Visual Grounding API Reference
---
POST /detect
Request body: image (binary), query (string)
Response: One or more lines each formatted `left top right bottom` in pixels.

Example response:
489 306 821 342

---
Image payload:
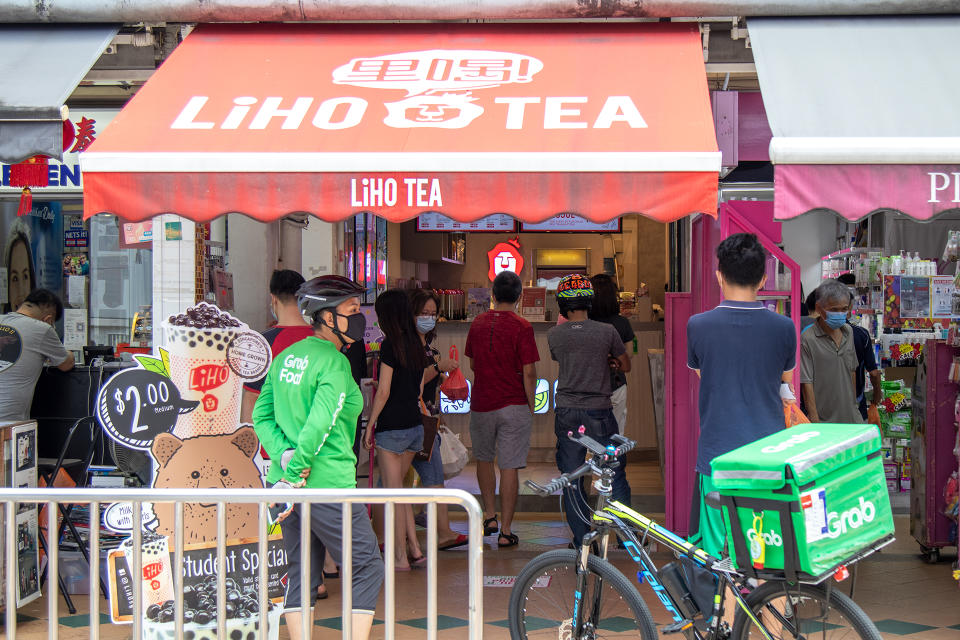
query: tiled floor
6 513 957 639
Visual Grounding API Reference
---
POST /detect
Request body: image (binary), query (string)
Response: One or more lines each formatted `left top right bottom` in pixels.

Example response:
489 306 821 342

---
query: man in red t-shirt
464 271 539 548
241 269 315 427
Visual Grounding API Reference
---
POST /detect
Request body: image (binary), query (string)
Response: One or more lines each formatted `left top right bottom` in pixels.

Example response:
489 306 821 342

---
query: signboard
106 535 287 623
417 213 516 232
0 109 118 194
520 287 546 321
883 275 953 330
521 214 622 233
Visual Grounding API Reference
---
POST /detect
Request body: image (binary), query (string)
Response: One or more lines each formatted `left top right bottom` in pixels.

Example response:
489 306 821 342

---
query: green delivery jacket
252 336 363 489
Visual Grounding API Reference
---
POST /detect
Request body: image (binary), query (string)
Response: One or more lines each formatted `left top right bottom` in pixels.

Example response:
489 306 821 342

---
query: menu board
521 215 621 233
417 213 515 232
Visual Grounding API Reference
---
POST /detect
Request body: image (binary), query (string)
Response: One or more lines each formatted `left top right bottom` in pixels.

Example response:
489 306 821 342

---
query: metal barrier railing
1 487 484 640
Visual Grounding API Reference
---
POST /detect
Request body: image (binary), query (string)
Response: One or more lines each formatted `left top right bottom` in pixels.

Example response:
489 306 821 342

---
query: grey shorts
469 404 533 469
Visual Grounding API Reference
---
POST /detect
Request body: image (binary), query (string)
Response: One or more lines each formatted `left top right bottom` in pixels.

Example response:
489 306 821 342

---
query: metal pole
48 500 59 640
257 503 268 640
426 502 437 640
467 497 484 640
6 501 17 640
216 503 227 640
384 502 395 640
341 502 352 640
173 502 184 640
131 503 142 640
1 0 959 22
88 500 99 640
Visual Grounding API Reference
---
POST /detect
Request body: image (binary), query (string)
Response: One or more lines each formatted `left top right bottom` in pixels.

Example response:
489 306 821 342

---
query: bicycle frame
572 479 778 640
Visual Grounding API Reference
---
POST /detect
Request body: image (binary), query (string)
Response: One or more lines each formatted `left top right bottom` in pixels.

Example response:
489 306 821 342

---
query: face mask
334 311 366 348
824 311 848 329
416 315 437 334
269 303 278 322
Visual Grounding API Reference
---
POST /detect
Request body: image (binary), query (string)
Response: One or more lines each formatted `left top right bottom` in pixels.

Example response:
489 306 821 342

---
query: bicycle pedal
661 620 696 635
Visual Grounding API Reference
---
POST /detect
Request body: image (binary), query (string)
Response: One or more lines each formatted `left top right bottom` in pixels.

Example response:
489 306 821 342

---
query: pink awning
774 164 960 222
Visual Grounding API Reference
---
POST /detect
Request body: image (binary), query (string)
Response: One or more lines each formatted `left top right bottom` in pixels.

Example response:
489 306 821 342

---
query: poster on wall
93 303 282 629
1 201 64 313
12 422 41 607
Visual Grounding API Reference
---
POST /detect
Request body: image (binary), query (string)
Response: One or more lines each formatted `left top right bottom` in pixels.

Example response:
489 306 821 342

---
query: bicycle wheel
508 549 657 640
730 580 881 640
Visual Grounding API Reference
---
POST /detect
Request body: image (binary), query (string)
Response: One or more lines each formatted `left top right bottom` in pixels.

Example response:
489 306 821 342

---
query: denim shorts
375 424 424 454
411 436 444 486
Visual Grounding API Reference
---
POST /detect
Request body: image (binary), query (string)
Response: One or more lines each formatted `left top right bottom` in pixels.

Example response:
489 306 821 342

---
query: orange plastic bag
439 345 469 401
784 402 810 428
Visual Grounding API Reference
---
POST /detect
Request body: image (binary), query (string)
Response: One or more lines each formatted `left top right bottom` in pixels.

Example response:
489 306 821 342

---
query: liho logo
761 430 820 454
826 497 876 539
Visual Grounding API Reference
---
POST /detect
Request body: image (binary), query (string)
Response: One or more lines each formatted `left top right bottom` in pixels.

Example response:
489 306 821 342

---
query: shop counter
430 320 664 461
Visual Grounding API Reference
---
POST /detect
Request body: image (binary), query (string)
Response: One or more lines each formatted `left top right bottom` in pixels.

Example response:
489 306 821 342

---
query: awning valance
749 16 960 222
0 25 118 163
81 23 720 223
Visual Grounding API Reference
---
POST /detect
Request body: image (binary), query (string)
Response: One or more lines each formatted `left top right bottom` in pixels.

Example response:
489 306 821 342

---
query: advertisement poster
63 308 88 351
12 422 40 607
1 201 64 313
93 304 283 630
931 275 955 318
900 276 930 319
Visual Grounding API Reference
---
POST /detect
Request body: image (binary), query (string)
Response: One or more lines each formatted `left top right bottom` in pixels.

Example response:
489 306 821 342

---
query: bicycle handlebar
524 428 637 496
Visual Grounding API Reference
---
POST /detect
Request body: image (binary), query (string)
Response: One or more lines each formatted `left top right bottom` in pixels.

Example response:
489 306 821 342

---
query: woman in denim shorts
363 289 431 571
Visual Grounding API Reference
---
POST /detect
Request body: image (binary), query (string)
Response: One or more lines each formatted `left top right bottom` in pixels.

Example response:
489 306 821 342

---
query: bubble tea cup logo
332 49 543 129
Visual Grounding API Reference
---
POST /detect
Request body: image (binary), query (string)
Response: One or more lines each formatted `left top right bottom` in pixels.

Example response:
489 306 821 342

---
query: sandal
483 514 499 536
408 554 427 568
317 585 329 600
498 532 519 548
438 534 469 550
323 568 340 579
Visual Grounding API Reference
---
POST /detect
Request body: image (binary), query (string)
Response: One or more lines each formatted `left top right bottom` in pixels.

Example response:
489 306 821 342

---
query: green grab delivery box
710 423 894 582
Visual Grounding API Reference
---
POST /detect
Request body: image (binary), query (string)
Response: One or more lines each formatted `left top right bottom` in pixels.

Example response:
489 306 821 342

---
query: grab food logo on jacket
333 49 542 128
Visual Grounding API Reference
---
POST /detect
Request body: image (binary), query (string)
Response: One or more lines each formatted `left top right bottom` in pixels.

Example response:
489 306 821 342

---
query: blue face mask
416 315 437 334
824 311 848 329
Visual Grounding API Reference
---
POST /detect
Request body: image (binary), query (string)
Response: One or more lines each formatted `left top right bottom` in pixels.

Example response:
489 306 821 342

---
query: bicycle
508 428 887 640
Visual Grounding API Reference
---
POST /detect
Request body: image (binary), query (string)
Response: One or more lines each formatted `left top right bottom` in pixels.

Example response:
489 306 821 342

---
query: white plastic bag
438 425 469 479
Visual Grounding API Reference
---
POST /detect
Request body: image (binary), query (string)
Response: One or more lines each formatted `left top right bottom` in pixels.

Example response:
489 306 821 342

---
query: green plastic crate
711 424 894 582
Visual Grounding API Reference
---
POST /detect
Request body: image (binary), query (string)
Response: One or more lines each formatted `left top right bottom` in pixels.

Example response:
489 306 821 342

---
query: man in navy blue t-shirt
686 233 797 555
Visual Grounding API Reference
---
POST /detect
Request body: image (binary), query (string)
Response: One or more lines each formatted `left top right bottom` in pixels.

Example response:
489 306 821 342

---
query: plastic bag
438 425 469 479
439 345 469 401
784 402 810 428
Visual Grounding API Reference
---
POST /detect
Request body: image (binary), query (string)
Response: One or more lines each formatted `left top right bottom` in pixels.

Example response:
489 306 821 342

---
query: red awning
81 23 720 223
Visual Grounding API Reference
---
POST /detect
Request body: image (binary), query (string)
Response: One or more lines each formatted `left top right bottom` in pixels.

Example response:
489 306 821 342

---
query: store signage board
417 212 516 232
0 109 118 194
487 238 524 281
521 215 622 233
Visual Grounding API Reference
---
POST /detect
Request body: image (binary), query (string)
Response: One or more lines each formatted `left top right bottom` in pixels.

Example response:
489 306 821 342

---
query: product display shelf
910 340 960 563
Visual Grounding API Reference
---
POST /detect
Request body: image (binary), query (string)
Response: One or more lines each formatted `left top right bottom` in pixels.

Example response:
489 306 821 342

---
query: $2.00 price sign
96 368 199 450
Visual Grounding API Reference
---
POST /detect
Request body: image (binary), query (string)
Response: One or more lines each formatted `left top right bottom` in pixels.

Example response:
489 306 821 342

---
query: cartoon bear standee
151 426 263 544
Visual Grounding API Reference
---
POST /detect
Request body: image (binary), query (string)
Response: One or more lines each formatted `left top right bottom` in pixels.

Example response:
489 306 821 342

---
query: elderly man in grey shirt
0 289 74 421
800 279 862 423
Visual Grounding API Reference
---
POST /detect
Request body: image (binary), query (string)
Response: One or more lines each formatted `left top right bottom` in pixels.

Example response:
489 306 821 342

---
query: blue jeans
554 406 631 545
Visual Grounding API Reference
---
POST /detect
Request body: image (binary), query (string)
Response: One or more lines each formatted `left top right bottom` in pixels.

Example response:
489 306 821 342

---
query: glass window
89 215 152 346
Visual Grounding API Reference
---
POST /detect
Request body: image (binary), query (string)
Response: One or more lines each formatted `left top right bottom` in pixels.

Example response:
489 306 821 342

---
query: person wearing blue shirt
686 233 797 556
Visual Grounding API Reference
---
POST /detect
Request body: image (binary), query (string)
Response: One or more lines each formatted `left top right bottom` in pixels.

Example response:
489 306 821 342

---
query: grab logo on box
761 431 820 454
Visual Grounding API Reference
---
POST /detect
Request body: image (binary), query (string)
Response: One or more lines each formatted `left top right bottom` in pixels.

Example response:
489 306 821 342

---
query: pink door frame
664 201 801 536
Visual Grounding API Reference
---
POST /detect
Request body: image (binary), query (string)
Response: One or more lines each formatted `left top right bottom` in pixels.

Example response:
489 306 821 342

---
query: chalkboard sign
107 535 287 623
96 368 200 450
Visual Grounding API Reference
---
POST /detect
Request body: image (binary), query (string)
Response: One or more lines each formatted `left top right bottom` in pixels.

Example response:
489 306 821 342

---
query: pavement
6 513 958 639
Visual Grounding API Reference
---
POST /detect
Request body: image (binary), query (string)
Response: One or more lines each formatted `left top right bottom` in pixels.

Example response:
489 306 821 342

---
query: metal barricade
1 487 483 640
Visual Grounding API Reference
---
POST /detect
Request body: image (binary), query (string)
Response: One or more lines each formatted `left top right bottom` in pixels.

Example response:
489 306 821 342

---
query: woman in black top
363 289 430 570
588 274 634 434
409 289 467 549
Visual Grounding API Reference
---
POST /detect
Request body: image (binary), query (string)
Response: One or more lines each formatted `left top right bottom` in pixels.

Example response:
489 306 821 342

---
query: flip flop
323 568 340 579
317 586 329 600
498 532 519 548
483 515 499 536
438 534 469 550
408 554 427 568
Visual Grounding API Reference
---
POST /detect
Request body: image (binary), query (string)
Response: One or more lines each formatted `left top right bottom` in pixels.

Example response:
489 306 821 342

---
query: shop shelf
821 246 881 260
757 290 792 298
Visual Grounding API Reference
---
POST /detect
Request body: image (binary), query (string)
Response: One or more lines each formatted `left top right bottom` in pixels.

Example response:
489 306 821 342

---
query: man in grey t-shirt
547 275 631 546
0 289 74 421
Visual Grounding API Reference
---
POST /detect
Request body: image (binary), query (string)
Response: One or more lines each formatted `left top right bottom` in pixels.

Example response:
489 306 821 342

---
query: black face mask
333 312 366 351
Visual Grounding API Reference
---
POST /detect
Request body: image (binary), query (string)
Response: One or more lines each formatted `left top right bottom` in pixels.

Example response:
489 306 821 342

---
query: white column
151 214 196 353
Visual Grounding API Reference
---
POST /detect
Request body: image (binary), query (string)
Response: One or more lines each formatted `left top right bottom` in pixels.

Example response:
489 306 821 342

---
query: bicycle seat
704 492 723 509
